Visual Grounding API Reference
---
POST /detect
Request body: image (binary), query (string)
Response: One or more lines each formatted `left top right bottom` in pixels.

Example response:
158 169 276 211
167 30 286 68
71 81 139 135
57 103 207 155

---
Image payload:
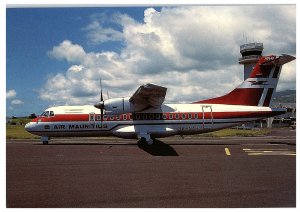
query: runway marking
225 148 231 156
243 148 289 151
242 148 295 156
247 152 296 156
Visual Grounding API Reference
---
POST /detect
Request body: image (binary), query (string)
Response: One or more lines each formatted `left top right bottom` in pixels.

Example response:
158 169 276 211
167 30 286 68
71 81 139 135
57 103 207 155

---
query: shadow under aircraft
137 139 178 156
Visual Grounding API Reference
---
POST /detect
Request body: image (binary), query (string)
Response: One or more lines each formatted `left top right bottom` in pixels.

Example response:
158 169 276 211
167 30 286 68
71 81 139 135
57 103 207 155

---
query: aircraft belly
112 124 178 139
111 118 253 139
112 125 136 139
36 131 112 137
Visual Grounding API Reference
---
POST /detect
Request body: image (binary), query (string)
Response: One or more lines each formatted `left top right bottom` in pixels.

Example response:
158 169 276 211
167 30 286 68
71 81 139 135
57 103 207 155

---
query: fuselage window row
95 113 200 121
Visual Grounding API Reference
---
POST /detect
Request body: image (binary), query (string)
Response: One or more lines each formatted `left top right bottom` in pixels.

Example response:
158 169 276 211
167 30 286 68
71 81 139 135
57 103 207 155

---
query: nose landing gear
41 136 50 145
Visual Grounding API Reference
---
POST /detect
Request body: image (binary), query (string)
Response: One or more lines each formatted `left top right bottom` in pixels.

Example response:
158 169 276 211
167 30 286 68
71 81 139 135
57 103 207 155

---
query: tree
29 113 37 119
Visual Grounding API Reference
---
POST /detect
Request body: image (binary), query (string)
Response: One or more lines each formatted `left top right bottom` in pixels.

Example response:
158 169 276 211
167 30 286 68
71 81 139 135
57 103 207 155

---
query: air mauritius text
53 124 108 130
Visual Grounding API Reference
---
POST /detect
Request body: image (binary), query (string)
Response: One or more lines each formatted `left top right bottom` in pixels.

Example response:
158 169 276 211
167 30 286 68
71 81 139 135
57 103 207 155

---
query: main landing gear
138 137 153 146
138 133 156 145
138 133 153 145
41 136 50 145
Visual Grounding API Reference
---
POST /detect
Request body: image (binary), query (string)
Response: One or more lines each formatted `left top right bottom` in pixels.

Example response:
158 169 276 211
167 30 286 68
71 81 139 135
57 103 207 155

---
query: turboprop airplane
25 54 295 145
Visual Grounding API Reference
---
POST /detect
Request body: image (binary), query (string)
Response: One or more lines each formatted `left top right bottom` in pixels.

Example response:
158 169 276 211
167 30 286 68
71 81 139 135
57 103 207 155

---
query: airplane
25 54 295 145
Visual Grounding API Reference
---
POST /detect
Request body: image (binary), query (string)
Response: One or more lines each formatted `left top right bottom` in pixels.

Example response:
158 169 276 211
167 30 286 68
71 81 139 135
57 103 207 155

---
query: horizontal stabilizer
261 54 296 66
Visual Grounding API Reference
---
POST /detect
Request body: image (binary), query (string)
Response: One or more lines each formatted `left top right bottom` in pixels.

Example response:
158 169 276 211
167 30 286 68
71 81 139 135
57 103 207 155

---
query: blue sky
6 6 296 117
6 7 154 116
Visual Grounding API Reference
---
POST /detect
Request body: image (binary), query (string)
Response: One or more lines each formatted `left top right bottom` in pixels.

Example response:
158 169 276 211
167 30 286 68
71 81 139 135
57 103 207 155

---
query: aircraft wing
129 83 167 112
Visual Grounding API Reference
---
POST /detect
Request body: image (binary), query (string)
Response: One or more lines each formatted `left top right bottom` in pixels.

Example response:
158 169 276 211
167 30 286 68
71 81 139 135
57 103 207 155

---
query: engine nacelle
104 97 134 115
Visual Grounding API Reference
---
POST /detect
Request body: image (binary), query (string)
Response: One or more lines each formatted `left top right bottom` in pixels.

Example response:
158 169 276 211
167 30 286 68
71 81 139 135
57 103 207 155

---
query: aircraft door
202 106 213 129
89 112 95 122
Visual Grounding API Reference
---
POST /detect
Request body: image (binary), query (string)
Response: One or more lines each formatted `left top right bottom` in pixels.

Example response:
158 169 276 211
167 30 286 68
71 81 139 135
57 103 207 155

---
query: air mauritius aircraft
25 54 295 145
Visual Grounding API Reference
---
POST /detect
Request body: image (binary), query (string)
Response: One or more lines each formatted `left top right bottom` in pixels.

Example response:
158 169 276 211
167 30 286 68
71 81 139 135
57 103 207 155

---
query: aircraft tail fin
194 54 295 106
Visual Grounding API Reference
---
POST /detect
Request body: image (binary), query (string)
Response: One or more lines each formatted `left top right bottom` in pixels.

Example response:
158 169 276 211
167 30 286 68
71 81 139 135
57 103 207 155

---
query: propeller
107 90 110 100
94 79 105 124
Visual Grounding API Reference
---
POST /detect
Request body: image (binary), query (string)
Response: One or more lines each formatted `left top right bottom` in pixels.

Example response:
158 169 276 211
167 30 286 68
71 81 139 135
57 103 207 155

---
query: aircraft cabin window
143 114 148 120
169 114 173 119
89 113 95 121
182 114 186 119
175 114 179 119
162 114 167 119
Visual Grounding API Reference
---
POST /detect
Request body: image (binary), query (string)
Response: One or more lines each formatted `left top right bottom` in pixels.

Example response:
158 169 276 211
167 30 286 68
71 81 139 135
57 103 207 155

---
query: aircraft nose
25 122 33 132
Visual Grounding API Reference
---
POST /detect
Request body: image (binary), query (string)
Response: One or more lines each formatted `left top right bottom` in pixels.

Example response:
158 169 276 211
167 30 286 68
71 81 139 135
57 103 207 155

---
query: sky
6 5 296 117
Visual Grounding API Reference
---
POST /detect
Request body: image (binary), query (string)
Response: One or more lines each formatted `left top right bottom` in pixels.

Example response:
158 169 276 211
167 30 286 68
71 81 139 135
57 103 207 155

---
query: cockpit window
41 111 50 117
50 111 55 117
40 111 54 117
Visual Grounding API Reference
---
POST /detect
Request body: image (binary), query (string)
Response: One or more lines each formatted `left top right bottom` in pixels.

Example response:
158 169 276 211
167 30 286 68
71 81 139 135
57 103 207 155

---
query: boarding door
202 106 213 129
89 112 95 122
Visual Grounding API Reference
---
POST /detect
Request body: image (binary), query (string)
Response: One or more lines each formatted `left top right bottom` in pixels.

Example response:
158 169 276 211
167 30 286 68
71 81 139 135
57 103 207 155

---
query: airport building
238 42 296 128
239 42 264 80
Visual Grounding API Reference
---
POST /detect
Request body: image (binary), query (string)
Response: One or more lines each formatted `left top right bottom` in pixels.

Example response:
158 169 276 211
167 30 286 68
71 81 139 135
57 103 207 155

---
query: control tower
239 42 264 80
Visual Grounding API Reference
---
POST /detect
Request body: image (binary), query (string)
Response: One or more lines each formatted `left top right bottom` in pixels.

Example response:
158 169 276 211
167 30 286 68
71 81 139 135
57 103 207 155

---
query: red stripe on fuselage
31 110 280 123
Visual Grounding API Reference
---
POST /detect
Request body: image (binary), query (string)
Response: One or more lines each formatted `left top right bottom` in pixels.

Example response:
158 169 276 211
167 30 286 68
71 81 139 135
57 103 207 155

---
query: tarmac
6 128 296 208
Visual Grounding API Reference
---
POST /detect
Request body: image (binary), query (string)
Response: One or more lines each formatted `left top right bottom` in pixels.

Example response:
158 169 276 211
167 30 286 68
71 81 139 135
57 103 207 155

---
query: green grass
9 118 31 125
6 125 39 139
197 128 271 137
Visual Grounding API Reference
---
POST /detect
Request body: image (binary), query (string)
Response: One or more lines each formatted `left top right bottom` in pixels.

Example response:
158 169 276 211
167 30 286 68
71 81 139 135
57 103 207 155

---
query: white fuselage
25 103 282 140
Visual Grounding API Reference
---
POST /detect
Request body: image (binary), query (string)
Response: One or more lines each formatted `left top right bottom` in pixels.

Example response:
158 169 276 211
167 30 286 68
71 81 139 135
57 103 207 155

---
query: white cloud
11 99 24 105
68 65 84 73
48 40 86 63
277 60 296 91
40 6 296 106
84 20 123 44
6 89 16 99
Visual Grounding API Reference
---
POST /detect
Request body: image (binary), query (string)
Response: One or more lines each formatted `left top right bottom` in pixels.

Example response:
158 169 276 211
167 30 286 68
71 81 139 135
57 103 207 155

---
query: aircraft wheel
137 137 146 146
41 136 49 145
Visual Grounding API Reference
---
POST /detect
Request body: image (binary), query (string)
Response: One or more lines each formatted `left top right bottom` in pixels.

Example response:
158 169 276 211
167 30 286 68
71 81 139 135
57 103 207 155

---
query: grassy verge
6 125 39 139
9 118 31 125
196 128 271 137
